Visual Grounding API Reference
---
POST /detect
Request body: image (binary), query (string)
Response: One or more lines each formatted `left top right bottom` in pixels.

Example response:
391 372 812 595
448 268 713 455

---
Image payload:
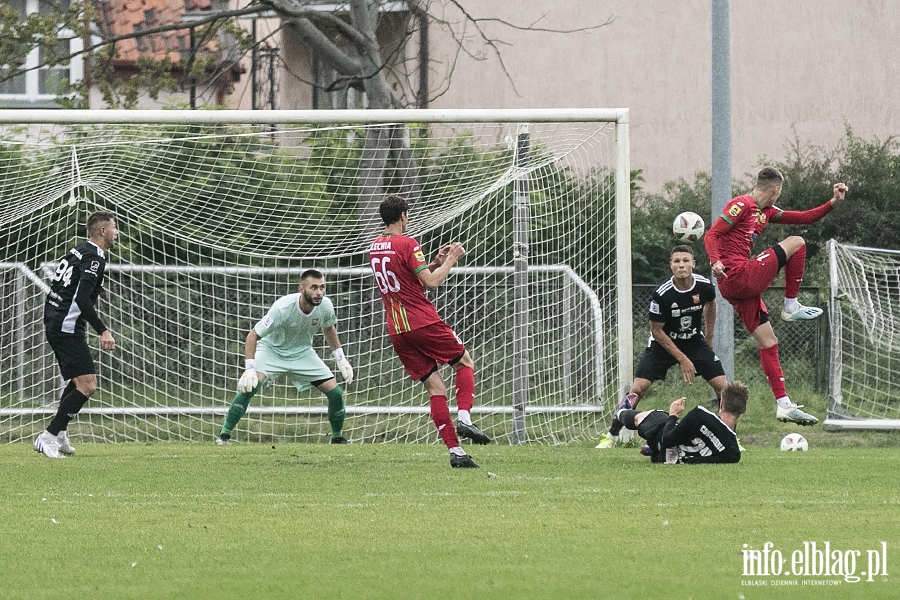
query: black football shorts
635 342 725 383
46 333 96 380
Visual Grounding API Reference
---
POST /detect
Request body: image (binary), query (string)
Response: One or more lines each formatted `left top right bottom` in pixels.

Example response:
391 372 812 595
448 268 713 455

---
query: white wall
425 0 900 191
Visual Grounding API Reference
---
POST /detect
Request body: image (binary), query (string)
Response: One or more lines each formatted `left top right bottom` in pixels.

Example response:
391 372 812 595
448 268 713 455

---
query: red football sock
784 244 806 300
454 366 475 412
430 395 460 449
759 344 787 399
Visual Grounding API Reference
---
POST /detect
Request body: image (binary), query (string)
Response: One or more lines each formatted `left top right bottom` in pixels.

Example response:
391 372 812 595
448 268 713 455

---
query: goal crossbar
0 108 629 125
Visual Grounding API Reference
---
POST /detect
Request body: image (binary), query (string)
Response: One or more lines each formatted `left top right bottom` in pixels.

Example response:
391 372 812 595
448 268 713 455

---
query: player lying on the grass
705 167 848 426
216 269 353 445
369 194 490 469
611 380 748 464
596 245 726 449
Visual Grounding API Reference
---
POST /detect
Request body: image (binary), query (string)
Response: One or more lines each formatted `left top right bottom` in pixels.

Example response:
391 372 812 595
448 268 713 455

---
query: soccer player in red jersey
369 195 491 468
705 167 848 425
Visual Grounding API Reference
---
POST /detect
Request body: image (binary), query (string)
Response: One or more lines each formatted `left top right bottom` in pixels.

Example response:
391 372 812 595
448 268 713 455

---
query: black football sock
47 389 89 436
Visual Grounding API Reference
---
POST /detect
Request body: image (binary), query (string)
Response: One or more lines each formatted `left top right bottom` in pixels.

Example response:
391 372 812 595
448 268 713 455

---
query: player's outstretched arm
324 325 353 384
778 182 849 225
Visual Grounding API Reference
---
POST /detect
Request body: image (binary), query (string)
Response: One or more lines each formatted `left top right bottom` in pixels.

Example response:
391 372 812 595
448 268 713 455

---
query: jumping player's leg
777 237 822 320
751 319 818 425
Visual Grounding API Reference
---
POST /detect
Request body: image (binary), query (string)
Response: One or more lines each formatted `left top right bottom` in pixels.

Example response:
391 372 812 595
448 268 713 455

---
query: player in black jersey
35 211 118 458
613 381 748 464
597 245 727 449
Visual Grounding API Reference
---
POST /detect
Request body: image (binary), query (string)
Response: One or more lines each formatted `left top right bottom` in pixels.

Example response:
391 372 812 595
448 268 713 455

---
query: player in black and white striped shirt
35 211 118 459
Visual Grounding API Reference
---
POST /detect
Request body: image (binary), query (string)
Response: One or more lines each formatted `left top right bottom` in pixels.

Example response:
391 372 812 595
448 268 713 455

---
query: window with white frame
0 0 84 105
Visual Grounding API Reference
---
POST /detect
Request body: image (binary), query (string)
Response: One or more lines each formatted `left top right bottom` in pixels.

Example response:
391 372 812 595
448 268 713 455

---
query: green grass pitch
2 440 899 599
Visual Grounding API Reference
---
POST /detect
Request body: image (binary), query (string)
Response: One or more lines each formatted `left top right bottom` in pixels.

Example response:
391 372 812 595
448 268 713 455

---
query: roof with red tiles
94 0 221 65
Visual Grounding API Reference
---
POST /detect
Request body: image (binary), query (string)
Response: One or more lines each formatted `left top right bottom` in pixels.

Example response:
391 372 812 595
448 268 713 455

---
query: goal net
826 240 900 429
0 108 631 445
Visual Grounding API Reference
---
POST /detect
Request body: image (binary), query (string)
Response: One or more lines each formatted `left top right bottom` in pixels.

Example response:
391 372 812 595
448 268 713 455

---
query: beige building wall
425 0 900 191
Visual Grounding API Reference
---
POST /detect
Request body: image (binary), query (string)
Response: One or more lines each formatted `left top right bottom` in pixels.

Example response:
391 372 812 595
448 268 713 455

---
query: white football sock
457 409 472 426
776 396 794 409
450 446 466 456
783 297 799 313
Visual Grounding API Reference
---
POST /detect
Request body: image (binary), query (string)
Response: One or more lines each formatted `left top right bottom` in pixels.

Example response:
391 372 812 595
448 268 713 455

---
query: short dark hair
87 211 116 238
721 381 749 416
755 167 784 190
671 244 695 258
379 195 408 225
300 269 324 282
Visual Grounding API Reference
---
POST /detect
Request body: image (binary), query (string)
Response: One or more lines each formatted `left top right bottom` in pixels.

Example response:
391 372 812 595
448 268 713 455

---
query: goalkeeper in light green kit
217 269 354 445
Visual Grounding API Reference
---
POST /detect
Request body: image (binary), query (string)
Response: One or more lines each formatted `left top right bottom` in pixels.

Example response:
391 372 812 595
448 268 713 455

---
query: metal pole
562 276 573 401
189 26 196 109
251 20 258 110
615 115 632 397
712 0 735 381
511 124 530 445
15 270 25 403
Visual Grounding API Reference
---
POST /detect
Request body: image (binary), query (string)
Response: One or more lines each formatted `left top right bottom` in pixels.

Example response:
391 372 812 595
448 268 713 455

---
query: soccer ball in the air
672 211 705 242
780 432 809 452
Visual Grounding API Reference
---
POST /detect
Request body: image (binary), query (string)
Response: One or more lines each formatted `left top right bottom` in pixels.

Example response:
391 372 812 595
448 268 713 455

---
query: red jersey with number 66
369 233 442 335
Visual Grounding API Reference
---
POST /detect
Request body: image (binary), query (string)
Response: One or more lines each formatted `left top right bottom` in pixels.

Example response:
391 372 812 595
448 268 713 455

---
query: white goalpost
826 240 900 429
0 108 632 445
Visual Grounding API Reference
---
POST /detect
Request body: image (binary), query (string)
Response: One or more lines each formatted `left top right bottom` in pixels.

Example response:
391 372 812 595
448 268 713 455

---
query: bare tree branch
446 1 615 34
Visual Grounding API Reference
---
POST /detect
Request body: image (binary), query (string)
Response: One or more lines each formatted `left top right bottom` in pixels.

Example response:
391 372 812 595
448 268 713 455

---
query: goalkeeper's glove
238 359 258 392
332 348 354 385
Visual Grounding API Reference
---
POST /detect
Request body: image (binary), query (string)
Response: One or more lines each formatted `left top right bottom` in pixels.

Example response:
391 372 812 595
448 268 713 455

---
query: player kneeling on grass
612 381 748 464
216 270 354 445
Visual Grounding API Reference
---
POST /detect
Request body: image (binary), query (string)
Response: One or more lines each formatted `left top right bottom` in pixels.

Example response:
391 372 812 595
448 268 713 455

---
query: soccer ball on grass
780 432 809 452
672 211 705 242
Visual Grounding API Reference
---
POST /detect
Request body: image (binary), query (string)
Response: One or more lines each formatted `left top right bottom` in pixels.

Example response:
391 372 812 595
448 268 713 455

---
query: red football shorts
718 248 782 333
390 321 466 382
